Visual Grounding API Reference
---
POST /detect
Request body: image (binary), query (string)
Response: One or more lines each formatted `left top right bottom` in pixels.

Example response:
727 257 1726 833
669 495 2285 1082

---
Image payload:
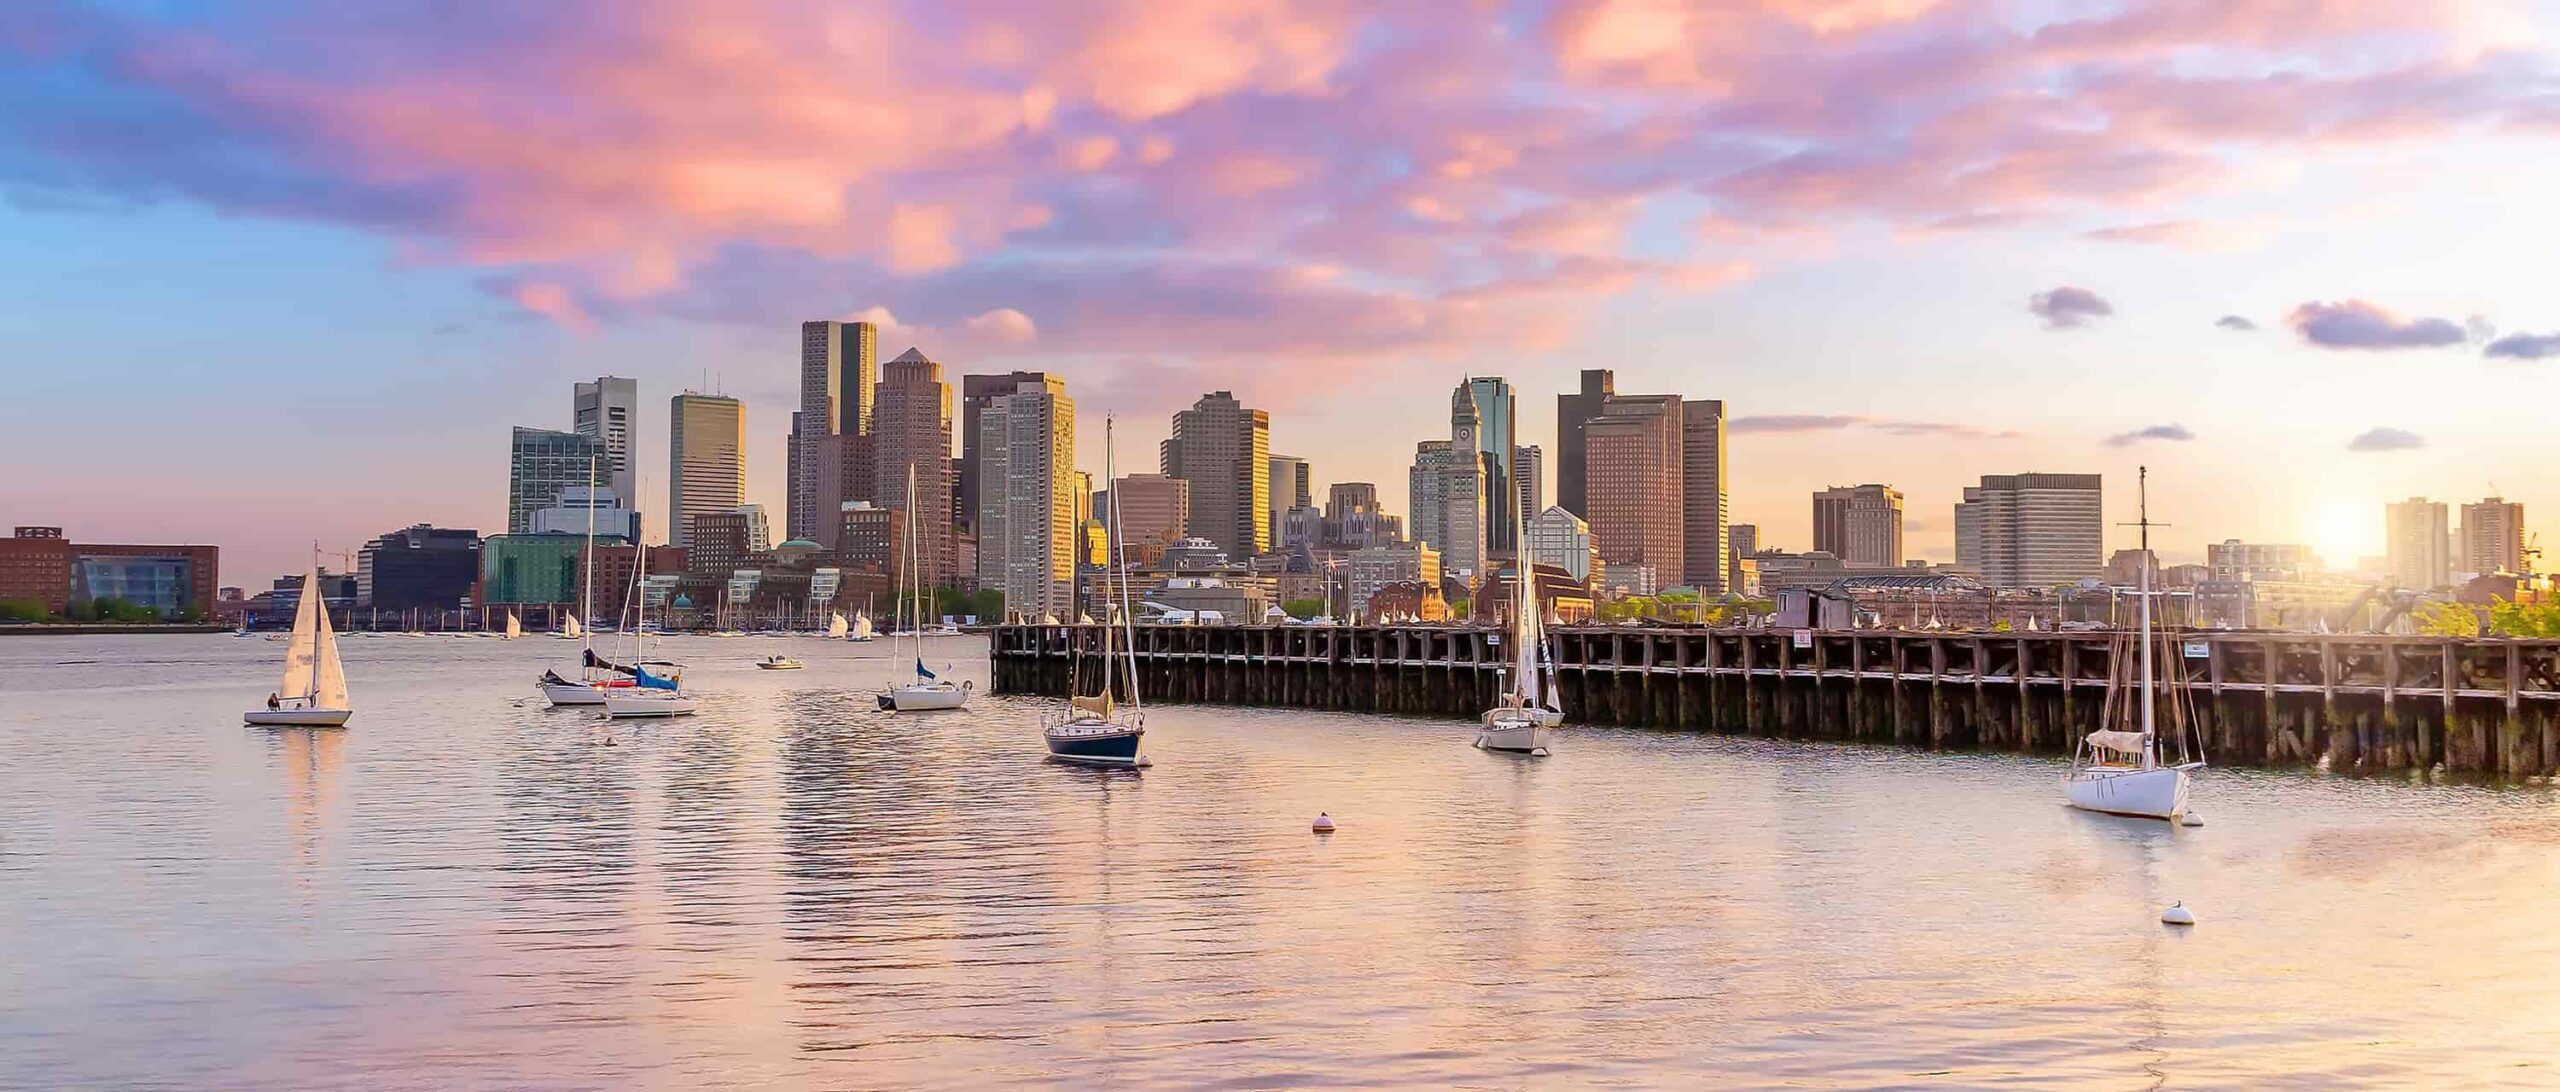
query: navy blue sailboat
1043 417 1147 767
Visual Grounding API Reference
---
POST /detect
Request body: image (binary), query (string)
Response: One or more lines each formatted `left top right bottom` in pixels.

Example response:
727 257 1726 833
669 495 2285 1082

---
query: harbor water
5 634 2560 1088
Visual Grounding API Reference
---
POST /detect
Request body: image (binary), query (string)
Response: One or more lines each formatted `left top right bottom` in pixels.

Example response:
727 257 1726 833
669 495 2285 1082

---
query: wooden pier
990 625 2560 775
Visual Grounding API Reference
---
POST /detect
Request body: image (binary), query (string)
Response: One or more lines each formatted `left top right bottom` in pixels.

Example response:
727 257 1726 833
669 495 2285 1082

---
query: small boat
558 613 584 640
848 612 877 642
2065 468 2202 821
877 462 972 711
246 567 352 728
502 612 522 640
1475 553 1560 757
755 655 804 670
926 623 963 637
1044 417 1147 766
825 612 849 640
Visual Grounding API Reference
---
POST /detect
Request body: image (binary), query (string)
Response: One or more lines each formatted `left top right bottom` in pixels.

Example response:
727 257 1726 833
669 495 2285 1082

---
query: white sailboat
2065 467 2201 821
825 611 849 639
848 611 877 642
246 568 352 728
603 535 698 718
558 612 583 640
1043 416 1147 766
1475 558 1560 756
503 611 522 640
879 461 971 711
539 453 626 707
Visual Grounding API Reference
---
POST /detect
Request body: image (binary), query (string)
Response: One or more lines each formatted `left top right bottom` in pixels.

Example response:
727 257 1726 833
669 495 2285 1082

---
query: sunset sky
5 0 2558 582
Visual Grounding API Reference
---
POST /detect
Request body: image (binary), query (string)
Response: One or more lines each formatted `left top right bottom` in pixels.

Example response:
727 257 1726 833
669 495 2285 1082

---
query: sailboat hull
1474 711 1557 756
2064 765 2194 820
604 692 699 718
883 683 970 711
245 708 351 728
1044 720 1147 766
541 682 611 706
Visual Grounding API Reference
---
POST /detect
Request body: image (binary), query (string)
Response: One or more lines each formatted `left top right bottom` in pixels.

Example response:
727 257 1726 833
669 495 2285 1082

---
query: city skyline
8 3 2560 581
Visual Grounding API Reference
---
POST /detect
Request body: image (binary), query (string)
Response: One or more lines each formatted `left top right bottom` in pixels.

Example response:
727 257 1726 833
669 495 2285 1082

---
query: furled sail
2084 729 2149 755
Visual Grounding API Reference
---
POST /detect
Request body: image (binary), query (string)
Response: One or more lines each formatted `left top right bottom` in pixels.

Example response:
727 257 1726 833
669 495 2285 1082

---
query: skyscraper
572 376 638 523
506 427 607 535
1583 394 1683 590
1953 474 2102 587
1160 391 1271 558
669 393 746 548
1110 473 1191 548
1680 400 1728 593
2461 497 2526 575
870 347 956 586
1814 484 1905 568
1556 369 1615 519
1268 453 1311 546
2387 497 2453 589
1512 444 1543 528
975 375 1076 618
788 320 877 543
1407 384 1488 575
958 371 1050 535
1465 376 1516 555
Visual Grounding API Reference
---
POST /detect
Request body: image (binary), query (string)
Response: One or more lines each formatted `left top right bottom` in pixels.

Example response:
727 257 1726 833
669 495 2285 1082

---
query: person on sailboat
268 693 280 710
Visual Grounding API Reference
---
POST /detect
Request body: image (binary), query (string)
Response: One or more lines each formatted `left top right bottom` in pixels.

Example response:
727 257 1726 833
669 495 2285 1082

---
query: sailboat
558 612 583 641
878 461 971 711
246 568 352 728
848 610 877 642
1043 416 1147 766
503 611 522 640
602 535 698 718
2064 467 2202 820
1475 558 1561 756
538 453 634 707
825 611 849 639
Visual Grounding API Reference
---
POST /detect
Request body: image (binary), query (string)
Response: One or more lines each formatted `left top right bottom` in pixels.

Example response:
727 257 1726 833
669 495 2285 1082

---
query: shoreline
0 624 231 636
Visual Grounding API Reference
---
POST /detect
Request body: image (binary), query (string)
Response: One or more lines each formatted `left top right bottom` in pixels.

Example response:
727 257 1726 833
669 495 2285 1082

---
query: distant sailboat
1475 559 1559 756
603 536 698 718
2064 468 2201 821
559 613 583 641
849 611 877 642
1043 417 1147 767
246 568 352 728
879 462 971 711
503 611 522 640
826 611 849 639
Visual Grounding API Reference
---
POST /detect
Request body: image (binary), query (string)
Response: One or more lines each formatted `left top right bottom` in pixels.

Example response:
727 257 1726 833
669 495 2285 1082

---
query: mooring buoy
1312 812 1337 834
2160 902 2195 926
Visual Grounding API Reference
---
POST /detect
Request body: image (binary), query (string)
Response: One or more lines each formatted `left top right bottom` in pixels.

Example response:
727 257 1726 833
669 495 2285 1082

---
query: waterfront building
506 426 608 534
526 485 639 543
2462 497 2526 575
1952 473 2102 588
788 320 877 543
0 525 220 618
871 347 955 583
1584 394 1684 591
1162 390 1271 559
571 376 639 526
839 502 909 584
958 370 1050 535
356 524 480 612
686 506 768 577
2206 540 2317 583
1681 399 1729 593
1555 369 1615 519
1110 472 1190 549
1814 484 1905 568
1525 505 1601 584
669 392 746 548
1348 541 1441 618
976 374 1077 618
1268 453 1311 548
2387 497 2452 589
479 533 587 605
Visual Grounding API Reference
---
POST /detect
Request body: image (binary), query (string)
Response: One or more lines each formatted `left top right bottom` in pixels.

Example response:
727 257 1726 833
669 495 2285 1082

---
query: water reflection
5 634 2560 1087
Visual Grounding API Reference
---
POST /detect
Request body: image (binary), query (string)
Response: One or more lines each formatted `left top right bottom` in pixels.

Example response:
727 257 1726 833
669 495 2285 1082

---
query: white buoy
1312 812 1337 834
2160 902 2195 926
2179 812 2204 827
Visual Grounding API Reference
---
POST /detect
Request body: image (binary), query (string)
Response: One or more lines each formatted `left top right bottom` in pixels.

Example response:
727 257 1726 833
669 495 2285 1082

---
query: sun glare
2307 498 2375 570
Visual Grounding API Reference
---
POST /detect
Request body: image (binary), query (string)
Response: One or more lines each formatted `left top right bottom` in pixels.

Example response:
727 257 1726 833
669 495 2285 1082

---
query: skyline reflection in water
5 634 2560 1088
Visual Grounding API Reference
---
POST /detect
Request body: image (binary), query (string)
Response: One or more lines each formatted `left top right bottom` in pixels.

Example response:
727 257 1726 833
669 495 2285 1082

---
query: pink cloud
2 0 2548 384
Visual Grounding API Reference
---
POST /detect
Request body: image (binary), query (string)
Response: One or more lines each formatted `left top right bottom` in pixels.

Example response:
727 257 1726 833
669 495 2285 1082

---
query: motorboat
755 655 805 670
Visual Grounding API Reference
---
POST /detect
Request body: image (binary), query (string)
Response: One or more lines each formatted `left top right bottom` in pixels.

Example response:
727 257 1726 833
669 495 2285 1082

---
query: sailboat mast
2137 465 2156 765
582 453 596 650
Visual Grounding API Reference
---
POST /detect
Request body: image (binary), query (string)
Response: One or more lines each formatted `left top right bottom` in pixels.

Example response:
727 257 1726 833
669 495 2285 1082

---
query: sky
4 0 2559 584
